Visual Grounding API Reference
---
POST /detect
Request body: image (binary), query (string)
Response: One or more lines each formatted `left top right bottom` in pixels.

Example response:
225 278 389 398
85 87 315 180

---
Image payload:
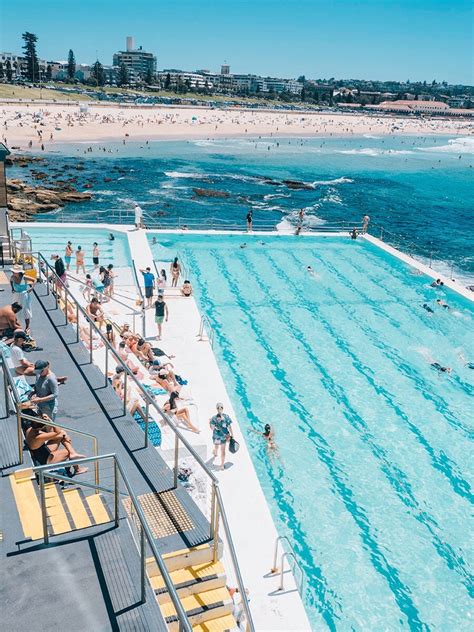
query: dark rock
192 187 230 199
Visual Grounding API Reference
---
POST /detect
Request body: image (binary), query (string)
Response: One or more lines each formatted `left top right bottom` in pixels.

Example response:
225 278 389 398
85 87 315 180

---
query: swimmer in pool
436 299 450 310
307 266 315 276
431 362 452 374
422 303 434 313
240 243 247 249
251 424 280 460
430 278 444 288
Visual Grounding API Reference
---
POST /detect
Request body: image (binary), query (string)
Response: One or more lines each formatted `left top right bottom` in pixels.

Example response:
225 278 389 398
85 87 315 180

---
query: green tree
46 64 52 81
5 59 13 82
165 72 171 89
91 60 105 86
117 63 129 86
67 49 76 80
22 31 39 81
145 66 153 85
0 62 3 80
301 86 306 101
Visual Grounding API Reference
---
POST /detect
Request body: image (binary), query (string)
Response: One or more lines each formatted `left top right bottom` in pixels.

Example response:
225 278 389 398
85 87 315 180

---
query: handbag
229 437 240 454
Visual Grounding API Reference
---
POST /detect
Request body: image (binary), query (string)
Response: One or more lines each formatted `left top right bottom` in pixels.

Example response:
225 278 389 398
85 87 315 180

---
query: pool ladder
270 535 305 594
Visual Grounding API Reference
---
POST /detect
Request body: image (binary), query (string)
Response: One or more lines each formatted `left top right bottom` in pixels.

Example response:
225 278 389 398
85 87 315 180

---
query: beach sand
1 103 473 149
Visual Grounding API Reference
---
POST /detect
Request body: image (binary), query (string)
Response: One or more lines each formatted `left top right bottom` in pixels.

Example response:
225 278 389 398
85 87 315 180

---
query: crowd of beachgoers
1 103 473 149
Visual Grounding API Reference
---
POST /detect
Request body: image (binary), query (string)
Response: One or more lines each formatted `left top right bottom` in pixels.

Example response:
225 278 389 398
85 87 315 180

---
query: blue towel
133 411 162 446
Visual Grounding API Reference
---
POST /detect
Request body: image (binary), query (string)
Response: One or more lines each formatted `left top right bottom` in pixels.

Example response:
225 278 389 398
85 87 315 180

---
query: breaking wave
418 137 474 154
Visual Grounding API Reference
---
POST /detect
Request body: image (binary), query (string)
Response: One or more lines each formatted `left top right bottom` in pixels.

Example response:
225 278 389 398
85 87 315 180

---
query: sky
0 0 473 85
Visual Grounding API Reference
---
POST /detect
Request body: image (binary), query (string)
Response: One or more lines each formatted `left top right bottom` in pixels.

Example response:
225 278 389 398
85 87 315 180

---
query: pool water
150 234 473 631
18 226 131 269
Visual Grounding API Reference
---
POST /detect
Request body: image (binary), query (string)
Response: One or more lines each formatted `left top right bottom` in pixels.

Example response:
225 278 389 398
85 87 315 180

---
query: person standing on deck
64 241 73 271
362 214 370 233
92 242 100 269
210 403 234 471
134 204 143 229
154 294 168 340
140 267 155 308
246 209 253 232
10 265 34 333
76 246 86 275
31 360 67 422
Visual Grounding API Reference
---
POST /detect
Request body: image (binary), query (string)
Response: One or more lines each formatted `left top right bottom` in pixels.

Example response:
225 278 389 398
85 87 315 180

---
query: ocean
9 134 474 284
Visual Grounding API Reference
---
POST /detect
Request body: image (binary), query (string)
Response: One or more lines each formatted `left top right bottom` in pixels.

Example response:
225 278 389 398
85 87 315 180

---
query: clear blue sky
1 0 472 84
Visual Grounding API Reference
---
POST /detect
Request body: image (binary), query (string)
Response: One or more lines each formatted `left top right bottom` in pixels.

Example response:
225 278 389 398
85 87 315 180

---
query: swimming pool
150 233 473 630
16 225 131 268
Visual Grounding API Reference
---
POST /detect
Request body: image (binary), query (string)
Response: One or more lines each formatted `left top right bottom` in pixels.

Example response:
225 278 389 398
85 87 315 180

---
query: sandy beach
1 103 473 149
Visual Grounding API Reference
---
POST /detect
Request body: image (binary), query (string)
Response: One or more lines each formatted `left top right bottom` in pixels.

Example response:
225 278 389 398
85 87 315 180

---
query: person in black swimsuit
25 414 88 473
431 362 452 374
422 303 434 313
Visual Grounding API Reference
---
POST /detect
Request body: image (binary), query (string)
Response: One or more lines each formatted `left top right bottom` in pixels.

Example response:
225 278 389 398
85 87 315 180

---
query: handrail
33 453 193 631
198 314 215 347
32 251 253 628
271 535 305 595
214 486 254 630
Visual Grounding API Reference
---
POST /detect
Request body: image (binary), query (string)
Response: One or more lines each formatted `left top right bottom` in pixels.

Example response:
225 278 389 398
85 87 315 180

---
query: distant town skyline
0 0 473 85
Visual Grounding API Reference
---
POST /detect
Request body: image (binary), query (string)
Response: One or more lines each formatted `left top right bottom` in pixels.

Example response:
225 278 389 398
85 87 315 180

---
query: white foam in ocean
164 170 203 178
338 148 414 157
312 177 354 186
418 137 474 155
93 190 115 196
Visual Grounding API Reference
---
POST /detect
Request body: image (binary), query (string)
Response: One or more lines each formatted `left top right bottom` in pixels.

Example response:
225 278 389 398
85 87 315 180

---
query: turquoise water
19 226 131 268
150 234 473 631
11 135 474 284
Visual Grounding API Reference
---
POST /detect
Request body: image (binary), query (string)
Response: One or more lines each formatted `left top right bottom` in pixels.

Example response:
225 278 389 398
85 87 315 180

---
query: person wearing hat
31 360 67 421
209 402 234 470
0 302 22 338
9 331 35 376
10 264 35 333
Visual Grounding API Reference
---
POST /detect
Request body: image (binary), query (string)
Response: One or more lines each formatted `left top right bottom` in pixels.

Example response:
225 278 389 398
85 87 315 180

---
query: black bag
229 438 240 454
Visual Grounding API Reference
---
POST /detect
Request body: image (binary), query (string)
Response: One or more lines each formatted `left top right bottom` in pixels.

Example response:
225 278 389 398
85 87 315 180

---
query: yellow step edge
151 560 225 592
9 476 43 540
192 614 238 632
161 586 233 619
62 489 92 530
85 493 110 525
163 543 212 560
44 483 72 534
13 468 34 481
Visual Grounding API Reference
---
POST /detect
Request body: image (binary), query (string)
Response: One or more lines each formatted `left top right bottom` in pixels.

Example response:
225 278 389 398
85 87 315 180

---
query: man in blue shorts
140 267 155 308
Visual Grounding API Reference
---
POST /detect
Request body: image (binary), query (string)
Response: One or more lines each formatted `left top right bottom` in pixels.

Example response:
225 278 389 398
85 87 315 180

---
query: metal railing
33 453 193 632
130 259 146 337
198 314 215 348
31 250 254 630
271 535 305 594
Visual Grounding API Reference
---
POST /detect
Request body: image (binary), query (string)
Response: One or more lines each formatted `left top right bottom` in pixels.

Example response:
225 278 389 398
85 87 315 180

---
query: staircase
147 545 238 631
9 468 112 540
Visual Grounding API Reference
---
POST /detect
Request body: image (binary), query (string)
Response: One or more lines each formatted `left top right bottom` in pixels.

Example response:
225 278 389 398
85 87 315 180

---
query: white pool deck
11 221 473 632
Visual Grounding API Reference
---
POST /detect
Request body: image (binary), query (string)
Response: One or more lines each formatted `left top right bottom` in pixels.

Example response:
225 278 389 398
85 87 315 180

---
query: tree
117 63 129 86
0 62 3 80
46 64 52 81
301 86 306 101
165 72 171 90
5 59 13 82
67 49 76 80
22 32 39 81
91 60 105 86
145 66 153 85
297 75 306 83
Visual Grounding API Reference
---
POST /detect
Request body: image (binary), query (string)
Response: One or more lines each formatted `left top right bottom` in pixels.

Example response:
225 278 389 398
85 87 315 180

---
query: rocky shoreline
5 154 93 221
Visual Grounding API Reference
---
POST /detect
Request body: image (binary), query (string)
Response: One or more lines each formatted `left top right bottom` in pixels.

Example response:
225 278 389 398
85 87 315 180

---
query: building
157 70 213 90
112 36 157 83
369 100 474 116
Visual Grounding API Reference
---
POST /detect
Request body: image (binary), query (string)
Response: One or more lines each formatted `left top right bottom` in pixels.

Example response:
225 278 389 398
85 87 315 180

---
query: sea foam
418 137 474 154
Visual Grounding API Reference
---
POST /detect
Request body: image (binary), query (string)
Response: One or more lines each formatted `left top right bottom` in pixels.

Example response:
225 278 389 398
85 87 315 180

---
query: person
246 209 253 232
209 402 234 470
154 294 169 340
149 359 178 386
436 299 451 310
10 265 34 332
170 258 181 288
306 266 315 276
105 322 115 346
82 274 93 302
134 203 143 229
8 331 35 376
25 412 88 474
163 391 199 433
350 227 358 240
106 264 115 297
51 254 67 288
431 362 452 374
181 280 193 297
0 302 23 337
140 267 155 308
136 338 154 364
76 245 86 275
108 232 115 241
251 423 279 458
31 360 66 421
99 266 111 298
86 297 105 329
298 208 305 223
92 242 99 269
362 214 370 233
64 241 73 271
430 278 444 288
160 269 167 287
422 303 434 313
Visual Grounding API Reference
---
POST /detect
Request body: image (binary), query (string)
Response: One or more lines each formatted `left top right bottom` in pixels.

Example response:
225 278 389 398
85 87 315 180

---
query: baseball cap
14 331 28 340
34 360 49 371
